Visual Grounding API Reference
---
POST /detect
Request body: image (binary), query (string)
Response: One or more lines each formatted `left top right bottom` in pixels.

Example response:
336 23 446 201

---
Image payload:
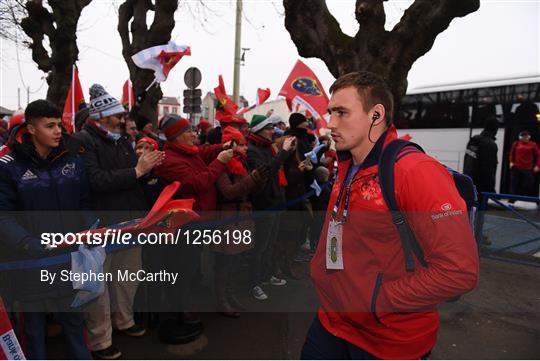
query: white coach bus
395 76 540 194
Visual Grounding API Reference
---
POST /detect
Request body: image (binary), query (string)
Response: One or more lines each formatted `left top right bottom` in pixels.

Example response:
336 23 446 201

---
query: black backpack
462 134 484 185
377 139 478 273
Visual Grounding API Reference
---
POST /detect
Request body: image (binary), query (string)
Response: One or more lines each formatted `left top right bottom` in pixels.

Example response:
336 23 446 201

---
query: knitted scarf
227 153 248 176
170 142 199 155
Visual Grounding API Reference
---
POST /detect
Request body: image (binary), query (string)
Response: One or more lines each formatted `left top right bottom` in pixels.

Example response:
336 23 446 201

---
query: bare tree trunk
20 0 91 108
283 0 480 103
118 0 178 128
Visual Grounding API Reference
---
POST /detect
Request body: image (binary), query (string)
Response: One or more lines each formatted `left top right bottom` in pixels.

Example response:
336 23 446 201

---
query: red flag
121 80 134 111
237 88 271 115
131 42 191 83
157 49 190 80
0 297 25 360
214 75 239 116
256 88 271 105
62 66 85 133
279 60 329 129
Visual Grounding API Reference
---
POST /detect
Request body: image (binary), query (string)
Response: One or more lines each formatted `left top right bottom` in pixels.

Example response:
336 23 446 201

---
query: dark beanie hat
159 114 191 141
483 116 499 135
289 112 307 129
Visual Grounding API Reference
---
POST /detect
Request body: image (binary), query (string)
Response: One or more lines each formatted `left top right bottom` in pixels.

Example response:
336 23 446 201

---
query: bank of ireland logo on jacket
441 203 452 211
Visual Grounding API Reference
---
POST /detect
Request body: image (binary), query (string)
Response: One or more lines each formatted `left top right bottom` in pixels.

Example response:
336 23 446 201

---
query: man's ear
26 123 36 135
371 104 386 126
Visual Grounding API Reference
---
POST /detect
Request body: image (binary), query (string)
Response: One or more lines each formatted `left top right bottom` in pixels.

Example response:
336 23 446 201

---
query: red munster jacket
155 143 225 212
509 140 540 170
311 127 479 359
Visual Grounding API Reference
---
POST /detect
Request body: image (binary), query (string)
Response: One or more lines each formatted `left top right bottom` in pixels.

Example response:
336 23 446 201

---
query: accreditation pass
326 220 344 270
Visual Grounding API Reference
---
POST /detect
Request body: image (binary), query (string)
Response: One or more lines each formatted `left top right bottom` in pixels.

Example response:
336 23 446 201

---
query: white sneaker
251 286 268 300
262 276 287 286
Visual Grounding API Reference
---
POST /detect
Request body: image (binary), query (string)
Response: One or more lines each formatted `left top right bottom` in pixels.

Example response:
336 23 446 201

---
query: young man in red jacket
304 72 479 359
509 130 540 198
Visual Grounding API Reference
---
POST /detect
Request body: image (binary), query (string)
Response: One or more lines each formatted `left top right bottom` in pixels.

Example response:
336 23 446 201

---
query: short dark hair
329 71 394 126
25 99 62 123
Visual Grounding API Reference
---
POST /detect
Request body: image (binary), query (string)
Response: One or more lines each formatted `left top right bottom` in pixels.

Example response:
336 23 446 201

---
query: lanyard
331 164 358 224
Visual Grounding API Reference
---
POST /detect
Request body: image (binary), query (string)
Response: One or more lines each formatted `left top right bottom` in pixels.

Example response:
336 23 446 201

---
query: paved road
48 257 540 359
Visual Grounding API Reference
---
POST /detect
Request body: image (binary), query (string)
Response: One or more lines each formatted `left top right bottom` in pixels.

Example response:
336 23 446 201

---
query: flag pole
128 80 132 111
71 64 75 131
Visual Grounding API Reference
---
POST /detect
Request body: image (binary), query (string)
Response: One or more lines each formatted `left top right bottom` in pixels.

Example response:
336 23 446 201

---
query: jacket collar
480 130 496 140
337 126 398 170
11 125 67 167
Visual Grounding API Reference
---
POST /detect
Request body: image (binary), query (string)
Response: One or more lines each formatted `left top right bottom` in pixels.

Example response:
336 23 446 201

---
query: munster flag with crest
62 65 85 133
279 60 329 130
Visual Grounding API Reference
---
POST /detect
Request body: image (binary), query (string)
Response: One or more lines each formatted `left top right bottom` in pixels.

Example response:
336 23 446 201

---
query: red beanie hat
136 137 158 151
159 114 191 141
197 119 212 132
218 113 246 126
222 126 246 145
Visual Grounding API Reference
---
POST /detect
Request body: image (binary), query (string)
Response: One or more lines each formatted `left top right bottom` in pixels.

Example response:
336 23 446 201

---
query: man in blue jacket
0 100 92 359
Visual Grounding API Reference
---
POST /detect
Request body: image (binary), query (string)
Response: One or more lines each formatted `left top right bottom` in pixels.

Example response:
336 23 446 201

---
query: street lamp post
233 0 242 105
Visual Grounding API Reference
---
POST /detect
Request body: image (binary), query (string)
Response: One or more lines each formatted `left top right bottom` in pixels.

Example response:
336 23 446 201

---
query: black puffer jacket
463 130 498 193
0 126 93 301
71 121 148 226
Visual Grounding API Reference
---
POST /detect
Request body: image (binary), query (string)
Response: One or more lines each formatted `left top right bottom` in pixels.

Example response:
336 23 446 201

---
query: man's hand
217 149 234 164
509 162 515 169
283 136 296 152
135 150 165 178
298 159 313 172
222 140 238 152
534 165 540 173
251 165 271 184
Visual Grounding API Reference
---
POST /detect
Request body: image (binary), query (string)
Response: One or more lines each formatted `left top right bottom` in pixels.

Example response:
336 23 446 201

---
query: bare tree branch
15 0 93 107
283 0 480 100
283 0 353 75
117 0 179 127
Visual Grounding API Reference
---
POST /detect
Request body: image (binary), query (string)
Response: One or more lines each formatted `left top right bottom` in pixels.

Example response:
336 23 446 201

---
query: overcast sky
0 0 539 111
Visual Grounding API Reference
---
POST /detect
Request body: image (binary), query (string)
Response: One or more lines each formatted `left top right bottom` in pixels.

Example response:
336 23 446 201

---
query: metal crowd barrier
477 192 540 268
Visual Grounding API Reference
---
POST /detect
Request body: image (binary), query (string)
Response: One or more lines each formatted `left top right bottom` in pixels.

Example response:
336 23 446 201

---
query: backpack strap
378 139 428 272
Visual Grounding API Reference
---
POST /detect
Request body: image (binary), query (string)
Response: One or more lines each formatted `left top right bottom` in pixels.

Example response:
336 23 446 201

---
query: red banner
279 60 329 131
158 49 191 80
0 297 25 360
62 66 85 133
214 75 239 118
256 88 271 105
237 88 272 115
121 80 134 111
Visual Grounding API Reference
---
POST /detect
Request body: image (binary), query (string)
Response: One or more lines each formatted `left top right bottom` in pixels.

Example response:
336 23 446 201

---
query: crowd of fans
0 84 337 360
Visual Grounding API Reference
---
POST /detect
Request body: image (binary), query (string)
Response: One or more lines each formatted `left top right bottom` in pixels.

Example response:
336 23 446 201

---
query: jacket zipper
371 272 384 324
